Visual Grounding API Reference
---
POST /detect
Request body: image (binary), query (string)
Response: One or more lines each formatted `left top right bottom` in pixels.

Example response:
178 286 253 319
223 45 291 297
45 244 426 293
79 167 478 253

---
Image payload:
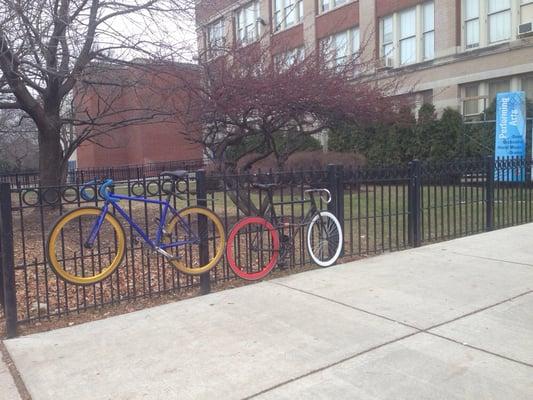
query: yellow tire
46 207 126 286
164 206 225 275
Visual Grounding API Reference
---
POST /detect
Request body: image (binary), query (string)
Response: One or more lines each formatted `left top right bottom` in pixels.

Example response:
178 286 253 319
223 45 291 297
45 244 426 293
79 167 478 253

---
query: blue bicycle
46 171 226 285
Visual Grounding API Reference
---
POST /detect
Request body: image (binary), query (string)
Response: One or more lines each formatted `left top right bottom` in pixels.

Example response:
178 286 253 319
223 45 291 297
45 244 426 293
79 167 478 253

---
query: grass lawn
11 181 533 260
6 181 533 326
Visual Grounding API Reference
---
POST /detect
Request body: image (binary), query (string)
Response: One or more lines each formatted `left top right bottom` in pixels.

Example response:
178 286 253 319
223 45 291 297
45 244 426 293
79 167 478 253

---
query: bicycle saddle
160 170 188 180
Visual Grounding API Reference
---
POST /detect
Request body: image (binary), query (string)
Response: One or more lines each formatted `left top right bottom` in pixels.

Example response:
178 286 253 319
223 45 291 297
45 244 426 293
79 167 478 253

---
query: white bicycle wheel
306 211 343 267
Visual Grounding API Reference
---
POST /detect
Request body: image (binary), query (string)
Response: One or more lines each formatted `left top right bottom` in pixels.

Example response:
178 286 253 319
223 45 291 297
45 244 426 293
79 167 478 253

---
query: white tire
306 211 343 267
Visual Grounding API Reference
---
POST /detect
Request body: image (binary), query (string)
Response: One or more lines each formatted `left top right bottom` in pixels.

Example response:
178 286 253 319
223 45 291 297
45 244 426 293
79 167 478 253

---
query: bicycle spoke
308 212 342 266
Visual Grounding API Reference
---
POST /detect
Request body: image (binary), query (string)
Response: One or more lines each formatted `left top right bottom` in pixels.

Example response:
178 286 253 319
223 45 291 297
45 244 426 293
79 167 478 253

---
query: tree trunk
38 125 65 187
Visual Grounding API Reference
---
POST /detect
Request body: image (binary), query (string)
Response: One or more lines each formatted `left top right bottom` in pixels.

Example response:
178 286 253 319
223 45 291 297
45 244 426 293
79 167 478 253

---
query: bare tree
0 109 38 171
182 43 401 173
0 0 195 186
177 42 403 214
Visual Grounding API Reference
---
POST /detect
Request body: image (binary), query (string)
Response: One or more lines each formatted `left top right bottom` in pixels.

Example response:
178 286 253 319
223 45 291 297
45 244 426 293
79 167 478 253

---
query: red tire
226 217 280 280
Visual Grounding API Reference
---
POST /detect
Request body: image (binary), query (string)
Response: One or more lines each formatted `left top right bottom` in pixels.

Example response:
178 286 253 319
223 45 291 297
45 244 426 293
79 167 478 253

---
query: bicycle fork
84 204 110 249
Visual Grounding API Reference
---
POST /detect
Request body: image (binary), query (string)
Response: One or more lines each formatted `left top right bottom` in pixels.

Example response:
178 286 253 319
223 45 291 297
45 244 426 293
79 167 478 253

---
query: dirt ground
1 260 331 338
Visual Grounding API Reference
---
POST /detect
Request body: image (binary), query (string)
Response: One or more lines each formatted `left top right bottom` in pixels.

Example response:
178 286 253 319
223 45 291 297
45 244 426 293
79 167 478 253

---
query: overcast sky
105 4 199 63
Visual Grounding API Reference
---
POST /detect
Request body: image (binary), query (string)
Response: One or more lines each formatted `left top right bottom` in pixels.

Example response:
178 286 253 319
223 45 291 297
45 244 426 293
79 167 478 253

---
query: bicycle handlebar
304 188 332 204
99 179 114 202
80 179 114 202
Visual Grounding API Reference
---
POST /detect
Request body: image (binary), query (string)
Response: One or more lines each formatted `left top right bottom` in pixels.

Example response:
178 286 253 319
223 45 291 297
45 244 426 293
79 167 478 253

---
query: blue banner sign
494 91 526 181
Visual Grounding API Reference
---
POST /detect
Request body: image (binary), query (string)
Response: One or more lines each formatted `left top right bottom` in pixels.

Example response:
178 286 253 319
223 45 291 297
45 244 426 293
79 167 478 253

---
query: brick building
76 62 203 169
196 0 533 117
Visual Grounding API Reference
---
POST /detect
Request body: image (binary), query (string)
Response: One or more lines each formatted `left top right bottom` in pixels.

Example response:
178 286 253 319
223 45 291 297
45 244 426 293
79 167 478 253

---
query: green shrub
225 133 322 165
236 150 366 172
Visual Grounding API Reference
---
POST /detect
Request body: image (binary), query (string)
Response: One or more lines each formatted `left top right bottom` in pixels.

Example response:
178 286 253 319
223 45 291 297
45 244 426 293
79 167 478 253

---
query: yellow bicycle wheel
46 207 126 285
163 206 225 275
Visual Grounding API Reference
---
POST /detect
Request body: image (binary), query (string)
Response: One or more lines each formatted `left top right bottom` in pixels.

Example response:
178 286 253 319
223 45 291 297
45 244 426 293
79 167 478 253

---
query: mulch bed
1 262 325 338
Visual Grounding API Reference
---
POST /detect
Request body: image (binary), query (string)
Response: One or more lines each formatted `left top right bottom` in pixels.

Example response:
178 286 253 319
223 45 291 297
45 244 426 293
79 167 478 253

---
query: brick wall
375 0 426 17
315 2 359 40
76 63 203 169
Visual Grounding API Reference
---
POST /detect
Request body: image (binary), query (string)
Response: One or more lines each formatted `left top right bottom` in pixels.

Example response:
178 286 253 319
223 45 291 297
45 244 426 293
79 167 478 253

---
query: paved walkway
0 346 20 400
4 224 533 399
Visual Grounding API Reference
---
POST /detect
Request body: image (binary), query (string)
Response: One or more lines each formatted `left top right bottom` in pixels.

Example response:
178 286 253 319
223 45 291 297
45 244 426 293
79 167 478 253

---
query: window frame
236 1 260 45
320 26 360 70
464 0 480 48
320 0 348 14
462 83 483 116
273 46 305 70
461 0 529 51
399 7 417 65
206 18 225 58
488 0 512 44
461 77 518 117
422 2 435 60
273 0 303 32
380 15 394 59
378 2 435 68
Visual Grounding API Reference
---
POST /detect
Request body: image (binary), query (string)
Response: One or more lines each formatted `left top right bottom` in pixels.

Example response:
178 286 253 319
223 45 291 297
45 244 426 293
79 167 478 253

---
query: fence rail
2 157 532 337
0 158 205 188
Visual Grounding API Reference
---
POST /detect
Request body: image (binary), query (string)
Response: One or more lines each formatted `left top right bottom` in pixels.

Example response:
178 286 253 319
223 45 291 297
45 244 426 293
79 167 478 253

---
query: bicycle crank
154 247 182 262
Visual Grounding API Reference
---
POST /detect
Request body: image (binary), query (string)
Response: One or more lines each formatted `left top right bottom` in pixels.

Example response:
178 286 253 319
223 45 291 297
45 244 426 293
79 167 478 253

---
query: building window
488 79 510 103
488 0 511 43
274 0 303 31
463 84 481 115
274 47 304 69
423 2 435 59
399 8 416 65
522 75 533 101
379 2 434 67
522 0 533 24
464 0 480 48
320 27 360 69
320 0 346 13
381 16 394 58
462 0 529 49
462 78 513 116
206 18 225 57
236 1 259 44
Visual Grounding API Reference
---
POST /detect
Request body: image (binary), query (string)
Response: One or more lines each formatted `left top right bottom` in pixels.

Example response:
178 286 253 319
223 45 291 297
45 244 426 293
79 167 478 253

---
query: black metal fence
1 157 533 337
0 158 205 188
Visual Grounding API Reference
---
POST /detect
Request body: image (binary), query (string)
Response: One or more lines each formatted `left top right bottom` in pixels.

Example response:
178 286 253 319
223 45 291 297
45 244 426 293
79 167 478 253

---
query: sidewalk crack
241 330 421 400
271 281 420 331
447 250 533 268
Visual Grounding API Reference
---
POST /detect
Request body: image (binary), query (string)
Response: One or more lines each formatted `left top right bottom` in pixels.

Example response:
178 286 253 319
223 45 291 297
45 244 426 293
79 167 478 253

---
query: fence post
327 164 345 256
195 169 211 295
0 183 17 337
408 160 421 248
485 156 495 231
327 164 337 216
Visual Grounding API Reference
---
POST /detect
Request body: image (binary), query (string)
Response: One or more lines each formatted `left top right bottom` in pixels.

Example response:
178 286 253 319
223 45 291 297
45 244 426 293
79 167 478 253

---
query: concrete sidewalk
4 224 533 399
0 350 20 400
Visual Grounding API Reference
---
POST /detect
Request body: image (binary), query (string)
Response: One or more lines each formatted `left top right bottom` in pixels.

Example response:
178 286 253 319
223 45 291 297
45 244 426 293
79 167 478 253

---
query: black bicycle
226 183 343 280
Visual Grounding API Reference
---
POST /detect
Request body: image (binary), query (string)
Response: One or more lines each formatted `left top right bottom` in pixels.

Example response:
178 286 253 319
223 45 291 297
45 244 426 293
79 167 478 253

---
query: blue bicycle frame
83 179 199 252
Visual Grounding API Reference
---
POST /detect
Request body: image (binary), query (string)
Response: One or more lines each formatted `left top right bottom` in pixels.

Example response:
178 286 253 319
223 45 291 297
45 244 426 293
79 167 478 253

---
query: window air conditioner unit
518 22 533 37
378 57 394 69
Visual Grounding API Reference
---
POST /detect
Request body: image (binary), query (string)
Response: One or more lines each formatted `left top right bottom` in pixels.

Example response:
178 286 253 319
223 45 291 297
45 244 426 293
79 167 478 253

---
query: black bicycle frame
258 189 321 229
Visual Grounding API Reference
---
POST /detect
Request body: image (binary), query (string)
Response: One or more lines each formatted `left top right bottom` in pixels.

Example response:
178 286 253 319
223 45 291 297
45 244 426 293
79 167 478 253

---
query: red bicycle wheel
226 217 280 280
